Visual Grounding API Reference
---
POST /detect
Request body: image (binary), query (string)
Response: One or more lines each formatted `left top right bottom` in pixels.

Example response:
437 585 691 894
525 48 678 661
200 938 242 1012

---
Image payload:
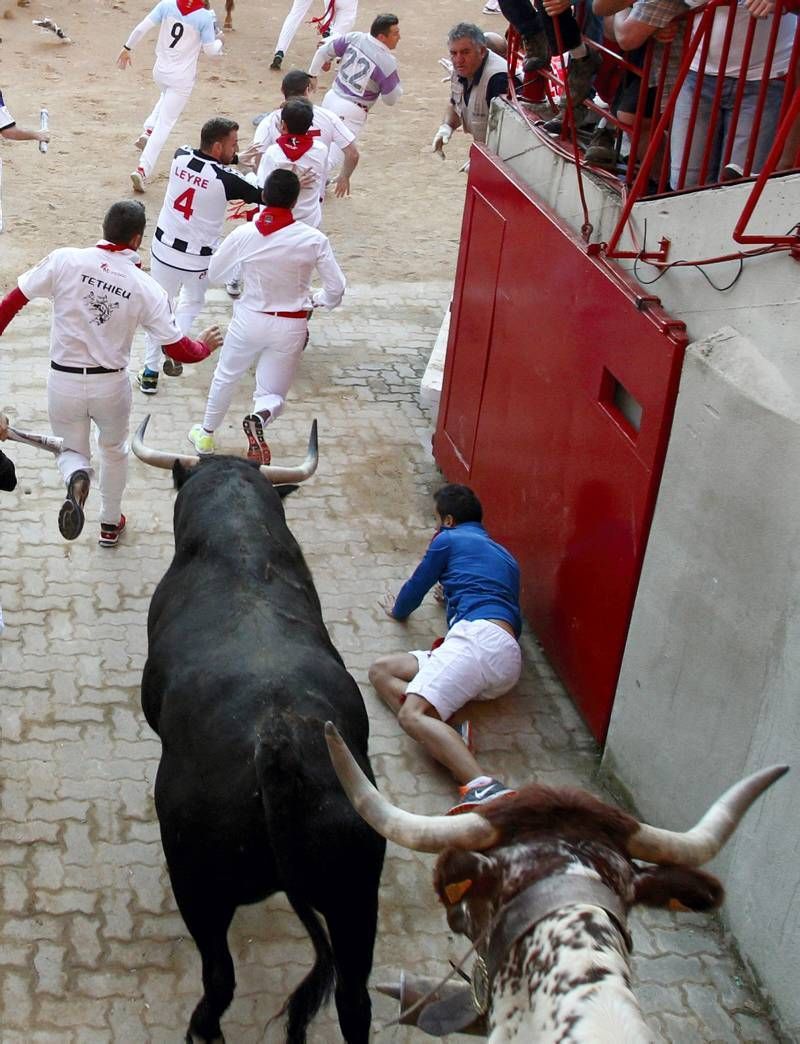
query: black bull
141 456 386 1043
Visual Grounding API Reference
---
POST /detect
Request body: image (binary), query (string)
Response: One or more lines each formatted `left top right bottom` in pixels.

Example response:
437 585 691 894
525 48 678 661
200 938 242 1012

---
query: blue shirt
392 522 522 637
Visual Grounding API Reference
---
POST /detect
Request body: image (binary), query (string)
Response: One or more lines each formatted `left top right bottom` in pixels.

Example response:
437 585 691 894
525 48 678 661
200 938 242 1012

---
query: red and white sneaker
130 167 146 193
134 130 151 151
242 413 271 465
99 514 126 548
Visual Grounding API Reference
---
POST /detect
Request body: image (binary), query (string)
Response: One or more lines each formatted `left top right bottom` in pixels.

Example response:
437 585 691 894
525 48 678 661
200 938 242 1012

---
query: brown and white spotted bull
324 722 787 1042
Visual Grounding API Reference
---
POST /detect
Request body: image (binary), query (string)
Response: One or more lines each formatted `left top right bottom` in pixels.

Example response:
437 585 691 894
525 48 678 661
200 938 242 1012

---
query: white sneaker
482 0 501 11
225 278 243 299
188 424 215 455
130 167 146 193
134 132 150 151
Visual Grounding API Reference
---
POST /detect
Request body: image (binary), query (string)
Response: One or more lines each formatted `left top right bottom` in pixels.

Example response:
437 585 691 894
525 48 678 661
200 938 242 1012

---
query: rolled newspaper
39 108 48 154
5 426 63 456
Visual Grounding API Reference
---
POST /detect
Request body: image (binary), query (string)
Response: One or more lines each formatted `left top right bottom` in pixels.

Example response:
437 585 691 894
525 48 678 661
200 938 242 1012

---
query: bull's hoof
223 18 233 29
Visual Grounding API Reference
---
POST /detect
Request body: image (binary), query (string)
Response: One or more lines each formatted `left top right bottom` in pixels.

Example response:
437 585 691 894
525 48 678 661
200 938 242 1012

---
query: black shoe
270 50 284 71
521 30 550 73
58 469 90 541
162 356 183 377
566 49 603 108
584 126 618 169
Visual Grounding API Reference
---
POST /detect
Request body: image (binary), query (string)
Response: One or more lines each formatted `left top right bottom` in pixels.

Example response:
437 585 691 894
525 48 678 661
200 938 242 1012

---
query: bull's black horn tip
324 720 338 739
136 413 152 436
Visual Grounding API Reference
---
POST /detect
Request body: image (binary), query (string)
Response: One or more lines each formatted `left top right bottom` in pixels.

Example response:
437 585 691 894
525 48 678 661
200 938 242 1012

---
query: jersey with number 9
150 0 221 90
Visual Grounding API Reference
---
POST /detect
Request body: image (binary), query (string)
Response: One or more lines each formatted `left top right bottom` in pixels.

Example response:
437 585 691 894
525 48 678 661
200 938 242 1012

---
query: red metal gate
433 146 688 742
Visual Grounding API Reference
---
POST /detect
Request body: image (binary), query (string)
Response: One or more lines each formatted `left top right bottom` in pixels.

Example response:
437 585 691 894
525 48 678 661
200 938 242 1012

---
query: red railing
504 0 800 262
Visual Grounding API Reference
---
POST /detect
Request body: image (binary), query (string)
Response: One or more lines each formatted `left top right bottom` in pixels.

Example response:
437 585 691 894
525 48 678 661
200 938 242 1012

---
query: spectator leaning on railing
670 0 797 186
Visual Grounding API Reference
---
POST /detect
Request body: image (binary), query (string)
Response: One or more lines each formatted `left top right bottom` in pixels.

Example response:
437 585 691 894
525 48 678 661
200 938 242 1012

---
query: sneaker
721 163 744 181
130 167 146 193
136 367 159 395
451 720 475 754
566 49 603 108
99 514 126 548
134 131 150 151
521 30 550 73
58 469 90 541
447 778 516 816
188 424 215 455
270 50 284 71
583 125 618 170
226 278 243 299
482 0 501 12
162 356 183 377
251 111 268 127
242 413 271 465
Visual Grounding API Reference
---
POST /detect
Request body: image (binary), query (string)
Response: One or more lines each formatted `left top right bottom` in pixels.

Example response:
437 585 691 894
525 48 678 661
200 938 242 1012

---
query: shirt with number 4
125 0 222 91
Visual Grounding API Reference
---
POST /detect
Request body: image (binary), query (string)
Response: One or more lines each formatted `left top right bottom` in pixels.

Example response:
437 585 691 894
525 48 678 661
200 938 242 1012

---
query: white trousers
275 0 358 55
139 78 193 178
202 305 308 432
144 251 209 371
47 369 131 525
321 89 368 168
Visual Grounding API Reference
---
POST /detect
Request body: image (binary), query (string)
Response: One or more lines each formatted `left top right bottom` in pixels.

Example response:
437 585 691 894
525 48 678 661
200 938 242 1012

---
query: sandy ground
0 0 481 287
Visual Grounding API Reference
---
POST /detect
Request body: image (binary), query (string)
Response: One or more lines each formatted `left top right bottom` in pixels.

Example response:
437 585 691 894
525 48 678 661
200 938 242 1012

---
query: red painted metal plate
435 145 687 742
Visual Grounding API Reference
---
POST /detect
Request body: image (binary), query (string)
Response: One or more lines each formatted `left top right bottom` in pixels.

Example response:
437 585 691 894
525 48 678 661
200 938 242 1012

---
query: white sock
464 775 493 790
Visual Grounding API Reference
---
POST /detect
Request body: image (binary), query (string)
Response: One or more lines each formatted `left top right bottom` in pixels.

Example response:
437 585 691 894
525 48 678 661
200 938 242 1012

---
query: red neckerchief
276 129 320 162
255 207 295 237
96 240 142 268
177 0 207 14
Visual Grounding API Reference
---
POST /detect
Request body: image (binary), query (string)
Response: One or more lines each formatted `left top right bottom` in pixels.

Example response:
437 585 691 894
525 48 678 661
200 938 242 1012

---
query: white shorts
406 619 522 722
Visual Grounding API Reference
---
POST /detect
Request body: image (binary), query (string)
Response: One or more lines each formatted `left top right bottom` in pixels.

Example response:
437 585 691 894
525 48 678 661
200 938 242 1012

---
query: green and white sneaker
137 367 159 395
188 424 215 455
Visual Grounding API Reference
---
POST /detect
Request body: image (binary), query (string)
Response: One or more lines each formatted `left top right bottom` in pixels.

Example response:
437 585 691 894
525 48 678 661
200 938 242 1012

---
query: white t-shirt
0 89 15 132
256 138 329 229
253 103 355 153
207 220 346 313
692 3 795 79
18 244 181 370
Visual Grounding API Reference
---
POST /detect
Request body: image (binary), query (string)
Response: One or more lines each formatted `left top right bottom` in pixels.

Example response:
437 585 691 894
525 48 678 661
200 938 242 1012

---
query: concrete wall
603 327 800 1036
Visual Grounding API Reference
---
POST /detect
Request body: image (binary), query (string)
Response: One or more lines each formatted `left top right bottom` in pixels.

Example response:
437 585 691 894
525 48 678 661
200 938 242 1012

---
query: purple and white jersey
0 89 15 132
326 32 401 109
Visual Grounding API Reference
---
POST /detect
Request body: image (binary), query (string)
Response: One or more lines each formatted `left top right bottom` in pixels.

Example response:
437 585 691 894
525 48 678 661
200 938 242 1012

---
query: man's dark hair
370 13 398 38
281 98 314 135
434 484 483 524
200 116 239 151
103 200 146 245
281 69 313 98
262 168 301 209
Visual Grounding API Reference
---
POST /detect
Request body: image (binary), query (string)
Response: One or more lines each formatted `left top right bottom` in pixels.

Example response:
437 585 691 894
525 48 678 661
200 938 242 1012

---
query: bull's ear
633 866 724 911
275 484 299 500
433 849 497 906
172 460 194 490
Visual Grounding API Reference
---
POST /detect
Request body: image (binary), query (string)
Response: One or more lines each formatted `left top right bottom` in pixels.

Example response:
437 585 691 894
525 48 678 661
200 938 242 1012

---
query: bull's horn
132 414 200 469
5 426 64 456
628 764 788 866
132 415 319 484
259 418 318 484
324 722 498 853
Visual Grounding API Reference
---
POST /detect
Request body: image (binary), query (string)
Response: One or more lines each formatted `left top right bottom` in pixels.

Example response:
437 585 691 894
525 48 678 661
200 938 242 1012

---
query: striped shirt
309 32 402 109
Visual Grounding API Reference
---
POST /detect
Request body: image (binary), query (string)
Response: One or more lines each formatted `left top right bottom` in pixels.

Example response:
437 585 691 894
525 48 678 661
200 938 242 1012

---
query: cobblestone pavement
0 284 784 1042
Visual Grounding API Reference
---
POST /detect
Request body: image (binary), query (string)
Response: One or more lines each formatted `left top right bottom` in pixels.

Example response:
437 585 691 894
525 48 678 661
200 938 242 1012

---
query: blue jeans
670 70 785 188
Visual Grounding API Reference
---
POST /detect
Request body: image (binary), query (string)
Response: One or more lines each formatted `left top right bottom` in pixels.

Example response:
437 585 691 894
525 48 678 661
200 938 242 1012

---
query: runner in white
308 13 402 168
269 0 359 73
0 201 222 546
117 0 223 192
138 116 263 395
256 99 329 229
188 169 345 464
252 69 359 197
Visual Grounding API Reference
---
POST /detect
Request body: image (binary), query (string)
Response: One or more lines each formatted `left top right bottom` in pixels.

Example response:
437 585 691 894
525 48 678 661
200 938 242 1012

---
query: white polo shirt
207 219 345 313
256 138 329 228
253 103 355 154
18 243 181 371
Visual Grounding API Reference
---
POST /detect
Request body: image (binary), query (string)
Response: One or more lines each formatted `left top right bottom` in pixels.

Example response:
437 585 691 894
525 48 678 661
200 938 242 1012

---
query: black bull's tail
254 707 378 1042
